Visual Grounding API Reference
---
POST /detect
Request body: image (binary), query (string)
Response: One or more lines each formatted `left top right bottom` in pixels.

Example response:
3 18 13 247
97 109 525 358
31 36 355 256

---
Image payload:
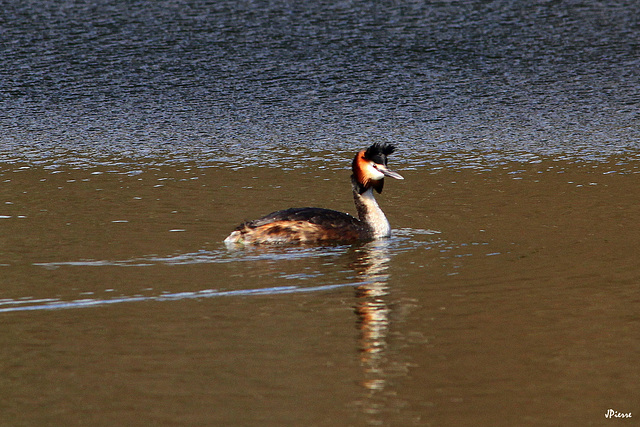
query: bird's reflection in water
350 239 396 421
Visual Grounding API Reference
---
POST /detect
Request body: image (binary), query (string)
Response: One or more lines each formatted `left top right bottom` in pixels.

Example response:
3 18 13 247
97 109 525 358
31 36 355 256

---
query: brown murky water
1 157 638 426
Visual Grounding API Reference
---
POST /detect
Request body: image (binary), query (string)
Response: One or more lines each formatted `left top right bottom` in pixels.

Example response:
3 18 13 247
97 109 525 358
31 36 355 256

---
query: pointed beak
375 164 404 180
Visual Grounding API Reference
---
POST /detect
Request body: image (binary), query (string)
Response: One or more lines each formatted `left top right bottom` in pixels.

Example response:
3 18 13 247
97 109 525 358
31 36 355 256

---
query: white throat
353 185 391 238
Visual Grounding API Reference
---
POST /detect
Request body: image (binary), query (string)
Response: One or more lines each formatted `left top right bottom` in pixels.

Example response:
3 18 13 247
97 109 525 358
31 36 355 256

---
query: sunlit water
2 159 639 425
3 228 439 313
1 0 639 425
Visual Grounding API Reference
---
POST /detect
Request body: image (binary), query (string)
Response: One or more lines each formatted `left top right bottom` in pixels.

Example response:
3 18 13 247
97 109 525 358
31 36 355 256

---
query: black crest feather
363 143 396 165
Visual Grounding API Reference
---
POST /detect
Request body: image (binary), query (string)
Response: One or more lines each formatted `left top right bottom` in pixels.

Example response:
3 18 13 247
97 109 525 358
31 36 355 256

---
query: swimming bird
224 143 403 244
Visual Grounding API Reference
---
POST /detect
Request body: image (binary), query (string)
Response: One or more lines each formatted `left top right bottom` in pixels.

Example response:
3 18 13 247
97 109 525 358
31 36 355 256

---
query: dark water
1 1 640 426
2 0 639 166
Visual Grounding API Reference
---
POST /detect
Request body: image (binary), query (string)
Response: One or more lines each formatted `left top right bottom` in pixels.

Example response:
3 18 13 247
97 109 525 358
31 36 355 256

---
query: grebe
224 143 403 244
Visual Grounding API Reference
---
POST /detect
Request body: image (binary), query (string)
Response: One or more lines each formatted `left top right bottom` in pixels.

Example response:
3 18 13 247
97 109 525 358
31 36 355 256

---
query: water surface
1 159 639 425
2 0 639 166
1 0 639 425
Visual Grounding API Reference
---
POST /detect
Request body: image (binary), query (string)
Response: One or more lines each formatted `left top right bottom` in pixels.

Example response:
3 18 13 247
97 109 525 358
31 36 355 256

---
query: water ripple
34 246 352 269
0 282 367 314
